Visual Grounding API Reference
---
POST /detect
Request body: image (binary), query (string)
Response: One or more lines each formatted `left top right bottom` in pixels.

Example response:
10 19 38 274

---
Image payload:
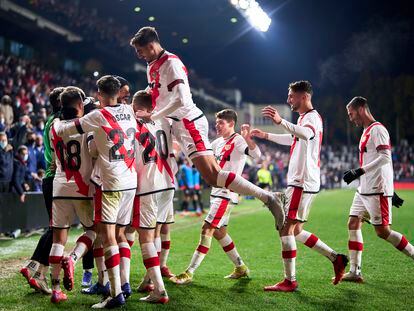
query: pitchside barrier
0 190 211 234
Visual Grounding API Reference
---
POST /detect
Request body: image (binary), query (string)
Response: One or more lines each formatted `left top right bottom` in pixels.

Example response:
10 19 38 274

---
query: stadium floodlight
93 71 99 77
228 0 271 32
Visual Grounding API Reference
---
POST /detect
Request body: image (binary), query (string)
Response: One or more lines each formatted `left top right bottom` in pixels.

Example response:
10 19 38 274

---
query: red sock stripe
348 241 364 251
49 256 63 264
287 187 303 220
119 247 131 259
197 245 210 254
105 253 120 269
282 250 297 259
223 242 235 252
143 256 160 269
161 241 171 250
304 234 319 248
93 248 104 258
225 172 236 188
397 236 409 251
127 240 134 247
77 235 93 250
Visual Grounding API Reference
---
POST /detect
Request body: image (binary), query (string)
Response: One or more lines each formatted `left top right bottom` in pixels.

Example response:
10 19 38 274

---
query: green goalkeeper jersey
43 114 56 179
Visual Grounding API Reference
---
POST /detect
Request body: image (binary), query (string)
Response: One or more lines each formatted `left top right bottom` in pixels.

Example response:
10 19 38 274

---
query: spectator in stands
25 131 37 175
0 112 6 132
0 95 14 127
9 115 31 149
11 145 30 202
0 132 13 192
35 134 46 170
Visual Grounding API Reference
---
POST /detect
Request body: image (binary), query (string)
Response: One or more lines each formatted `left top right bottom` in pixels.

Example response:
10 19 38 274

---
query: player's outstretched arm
262 106 314 140
251 128 293 146
241 124 261 158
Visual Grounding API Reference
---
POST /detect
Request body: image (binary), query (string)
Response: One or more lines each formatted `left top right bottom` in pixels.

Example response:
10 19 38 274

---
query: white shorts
52 199 94 229
131 193 157 229
350 192 392 226
156 190 175 224
285 186 316 222
171 114 213 159
204 196 234 229
94 187 135 226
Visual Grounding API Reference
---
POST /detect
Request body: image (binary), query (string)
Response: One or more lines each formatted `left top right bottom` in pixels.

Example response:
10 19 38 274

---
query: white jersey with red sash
287 109 323 193
73 104 137 191
135 118 175 195
358 121 393 196
147 50 203 120
50 119 93 198
210 133 257 204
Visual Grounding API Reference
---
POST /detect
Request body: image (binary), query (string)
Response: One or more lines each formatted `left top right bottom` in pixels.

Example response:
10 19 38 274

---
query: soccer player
251 81 348 292
114 75 130 105
129 26 285 229
20 87 65 295
342 96 414 282
56 76 137 308
171 109 260 284
130 90 173 303
48 87 96 303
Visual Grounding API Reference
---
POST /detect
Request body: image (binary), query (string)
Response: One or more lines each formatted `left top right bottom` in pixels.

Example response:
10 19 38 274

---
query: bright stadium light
93 71 99 77
228 0 271 32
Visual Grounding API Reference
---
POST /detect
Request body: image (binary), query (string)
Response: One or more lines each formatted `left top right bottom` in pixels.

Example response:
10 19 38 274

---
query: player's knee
375 227 390 240
348 216 360 230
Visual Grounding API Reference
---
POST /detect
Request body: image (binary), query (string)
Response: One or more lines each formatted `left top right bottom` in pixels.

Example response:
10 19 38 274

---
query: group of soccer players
18 26 414 308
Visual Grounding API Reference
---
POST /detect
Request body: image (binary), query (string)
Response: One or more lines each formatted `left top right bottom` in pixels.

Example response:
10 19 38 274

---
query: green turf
0 189 413 310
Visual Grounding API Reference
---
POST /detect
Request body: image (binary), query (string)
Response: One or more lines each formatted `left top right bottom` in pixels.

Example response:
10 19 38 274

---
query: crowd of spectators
0 50 413 203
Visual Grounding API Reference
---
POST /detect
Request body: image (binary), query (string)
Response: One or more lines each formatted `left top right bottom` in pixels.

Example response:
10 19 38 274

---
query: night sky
92 0 414 102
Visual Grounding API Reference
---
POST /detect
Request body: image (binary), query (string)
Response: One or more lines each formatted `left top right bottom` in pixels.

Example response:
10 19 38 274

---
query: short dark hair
132 90 152 111
288 80 313 95
113 75 129 88
130 26 160 47
1 95 12 105
97 75 121 98
216 109 238 125
49 87 65 113
60 86 85 120
347 96 369 110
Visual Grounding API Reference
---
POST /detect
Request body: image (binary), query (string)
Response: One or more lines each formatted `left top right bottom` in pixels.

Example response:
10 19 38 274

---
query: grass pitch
0 189 413 310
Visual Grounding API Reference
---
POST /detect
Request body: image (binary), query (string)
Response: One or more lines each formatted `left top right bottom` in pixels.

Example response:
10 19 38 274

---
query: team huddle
18 26 413 308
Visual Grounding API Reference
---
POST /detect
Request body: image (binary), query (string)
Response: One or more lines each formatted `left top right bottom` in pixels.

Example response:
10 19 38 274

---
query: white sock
70 230 96 264
386 231 414 258
217 170 270 203
118 242 131 285
154 236 161 257
281 235 296 282
126 232 136 247
187 235 212 274
141 242 165 293
160 233 171 268
49 243 64 290
295 230 337 262
348 229 363 274
104 245 122 297
218 234 244 267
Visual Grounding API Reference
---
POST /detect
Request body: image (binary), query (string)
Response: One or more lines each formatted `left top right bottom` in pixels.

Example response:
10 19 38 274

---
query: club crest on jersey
151 71 158 79
224 144 232 151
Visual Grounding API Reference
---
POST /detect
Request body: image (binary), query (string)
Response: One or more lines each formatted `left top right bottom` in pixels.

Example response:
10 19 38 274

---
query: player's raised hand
250 128 266 139
135 110 152 122
240 124 251 139
262 106 282 124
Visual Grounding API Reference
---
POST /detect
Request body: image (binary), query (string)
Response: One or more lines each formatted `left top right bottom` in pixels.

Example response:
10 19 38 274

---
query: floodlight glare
228 0 271 32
